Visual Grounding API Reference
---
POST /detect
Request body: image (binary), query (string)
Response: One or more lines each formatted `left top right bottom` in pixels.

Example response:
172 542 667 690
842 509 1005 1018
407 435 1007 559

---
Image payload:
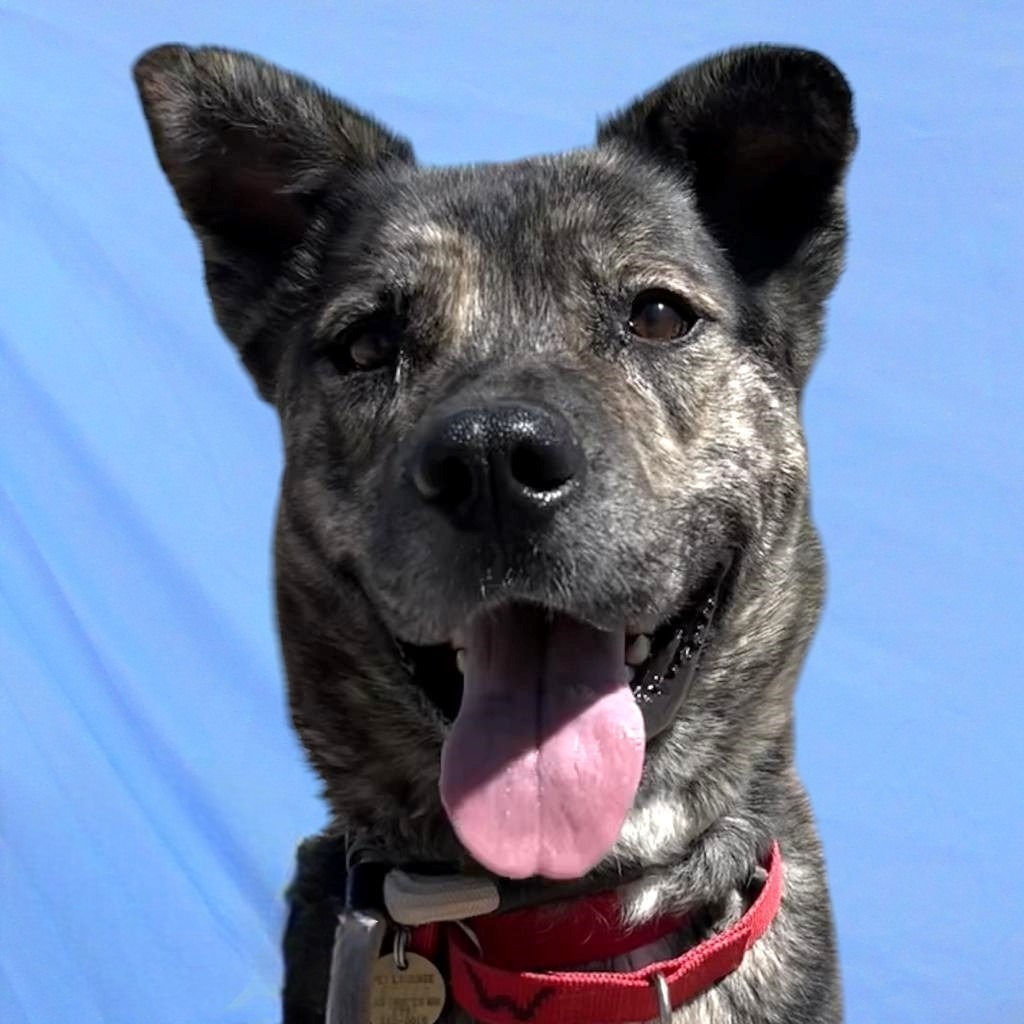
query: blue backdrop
2 2 1022 1022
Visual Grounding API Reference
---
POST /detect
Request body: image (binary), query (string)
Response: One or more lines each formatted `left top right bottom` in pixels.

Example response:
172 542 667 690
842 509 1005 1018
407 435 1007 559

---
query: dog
134 41 856 1024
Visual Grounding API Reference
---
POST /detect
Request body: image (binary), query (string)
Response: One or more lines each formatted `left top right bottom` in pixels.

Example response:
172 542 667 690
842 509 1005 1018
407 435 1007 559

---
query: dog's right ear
133 45 414 400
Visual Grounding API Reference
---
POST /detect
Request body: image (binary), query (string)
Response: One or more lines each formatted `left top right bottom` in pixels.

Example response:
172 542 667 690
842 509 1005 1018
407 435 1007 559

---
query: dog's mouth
397 557 735 731
393 558 735 881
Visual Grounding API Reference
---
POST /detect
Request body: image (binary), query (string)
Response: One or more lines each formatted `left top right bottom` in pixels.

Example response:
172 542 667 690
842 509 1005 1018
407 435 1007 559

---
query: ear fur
133 44 414 399
598 45 856 283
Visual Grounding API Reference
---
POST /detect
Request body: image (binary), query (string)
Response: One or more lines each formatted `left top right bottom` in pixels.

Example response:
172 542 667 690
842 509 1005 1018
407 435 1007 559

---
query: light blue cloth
2 2 1022 1021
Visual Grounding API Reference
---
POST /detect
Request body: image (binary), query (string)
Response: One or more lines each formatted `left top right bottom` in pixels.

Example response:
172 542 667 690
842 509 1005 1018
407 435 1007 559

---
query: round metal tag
370 951 446 1024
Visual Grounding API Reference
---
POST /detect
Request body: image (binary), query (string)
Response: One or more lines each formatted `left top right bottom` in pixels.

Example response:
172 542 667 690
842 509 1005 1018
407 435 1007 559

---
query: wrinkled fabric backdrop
2 2 1022 1022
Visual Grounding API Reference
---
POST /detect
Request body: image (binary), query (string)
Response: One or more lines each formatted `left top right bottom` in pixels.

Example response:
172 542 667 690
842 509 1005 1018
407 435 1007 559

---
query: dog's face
135 45 855 878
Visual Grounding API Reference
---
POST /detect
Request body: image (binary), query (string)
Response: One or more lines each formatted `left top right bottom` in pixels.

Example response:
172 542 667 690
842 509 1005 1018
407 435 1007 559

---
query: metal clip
325 907 387 1024
650 972 672 1024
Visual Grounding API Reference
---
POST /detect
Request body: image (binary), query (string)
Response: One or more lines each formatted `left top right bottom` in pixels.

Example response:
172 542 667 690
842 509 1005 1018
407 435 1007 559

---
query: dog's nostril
414 450 476 507
508 441 575 494
435 456 475 506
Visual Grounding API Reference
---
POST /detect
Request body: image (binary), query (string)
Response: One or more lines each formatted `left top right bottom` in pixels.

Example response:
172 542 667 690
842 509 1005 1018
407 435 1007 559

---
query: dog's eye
628 292 695 342
349 326 400 370
330 315 402 372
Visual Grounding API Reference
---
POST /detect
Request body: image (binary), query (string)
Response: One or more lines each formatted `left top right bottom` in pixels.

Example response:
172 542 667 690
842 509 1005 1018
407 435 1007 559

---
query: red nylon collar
408 841 783 1024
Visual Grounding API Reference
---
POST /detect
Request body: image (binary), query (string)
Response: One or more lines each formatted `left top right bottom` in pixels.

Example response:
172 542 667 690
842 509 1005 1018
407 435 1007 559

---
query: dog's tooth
455 649 466 675
625 634 651 666
628 615 659 635
451 627 465 648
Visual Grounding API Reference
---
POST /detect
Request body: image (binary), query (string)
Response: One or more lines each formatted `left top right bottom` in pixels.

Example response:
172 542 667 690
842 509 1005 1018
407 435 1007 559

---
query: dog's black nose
411 403 584 530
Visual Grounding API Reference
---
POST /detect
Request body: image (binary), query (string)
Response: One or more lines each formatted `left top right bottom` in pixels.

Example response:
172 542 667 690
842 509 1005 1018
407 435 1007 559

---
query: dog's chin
392 553 736 739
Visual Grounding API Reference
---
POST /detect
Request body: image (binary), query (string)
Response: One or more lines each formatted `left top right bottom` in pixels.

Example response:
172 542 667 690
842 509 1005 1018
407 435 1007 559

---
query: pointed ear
133 45 414 399
598 46 856 283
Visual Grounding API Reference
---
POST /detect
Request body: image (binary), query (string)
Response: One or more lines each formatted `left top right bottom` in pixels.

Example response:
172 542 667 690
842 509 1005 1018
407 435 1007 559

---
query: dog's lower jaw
278 523 836 1019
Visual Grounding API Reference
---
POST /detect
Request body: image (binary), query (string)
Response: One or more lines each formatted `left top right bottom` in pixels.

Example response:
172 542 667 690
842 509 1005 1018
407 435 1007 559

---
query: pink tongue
439 606 644 879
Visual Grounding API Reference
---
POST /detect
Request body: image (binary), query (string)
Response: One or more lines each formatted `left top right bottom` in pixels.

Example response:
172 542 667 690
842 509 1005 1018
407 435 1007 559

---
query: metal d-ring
393 927 410 971
650 972 672 1024
454 919 483 956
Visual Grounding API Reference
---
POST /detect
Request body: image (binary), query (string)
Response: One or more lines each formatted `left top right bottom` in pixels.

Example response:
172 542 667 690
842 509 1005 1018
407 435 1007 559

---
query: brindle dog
134 43 856 1023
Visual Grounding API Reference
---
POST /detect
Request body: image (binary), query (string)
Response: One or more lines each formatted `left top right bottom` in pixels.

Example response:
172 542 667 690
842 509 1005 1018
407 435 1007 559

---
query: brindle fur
134 42 856 1024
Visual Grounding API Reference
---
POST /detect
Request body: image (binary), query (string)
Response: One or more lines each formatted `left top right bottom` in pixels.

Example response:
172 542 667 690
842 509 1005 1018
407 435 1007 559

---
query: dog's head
135 45 855 878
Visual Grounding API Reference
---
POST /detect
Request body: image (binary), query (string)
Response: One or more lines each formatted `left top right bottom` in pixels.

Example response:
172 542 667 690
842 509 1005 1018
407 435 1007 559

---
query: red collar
407 841 783 1024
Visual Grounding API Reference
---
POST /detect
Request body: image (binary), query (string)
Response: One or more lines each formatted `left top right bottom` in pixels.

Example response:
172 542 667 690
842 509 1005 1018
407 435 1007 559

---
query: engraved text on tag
369 951 446 1024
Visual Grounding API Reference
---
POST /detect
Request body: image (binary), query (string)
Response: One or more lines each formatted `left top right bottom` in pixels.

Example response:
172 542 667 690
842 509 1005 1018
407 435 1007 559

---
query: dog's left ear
598 45 856 285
